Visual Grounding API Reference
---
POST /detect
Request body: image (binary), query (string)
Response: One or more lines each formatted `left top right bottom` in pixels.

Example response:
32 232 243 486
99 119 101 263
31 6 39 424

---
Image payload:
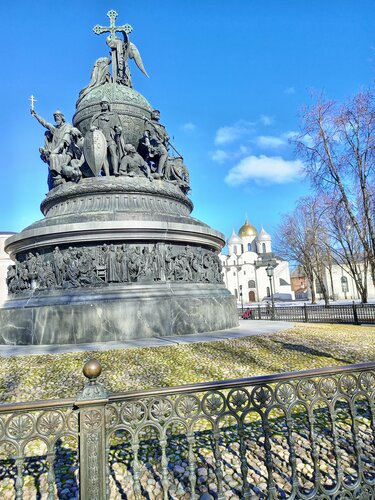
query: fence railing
242 302 375 324
0 360 374 498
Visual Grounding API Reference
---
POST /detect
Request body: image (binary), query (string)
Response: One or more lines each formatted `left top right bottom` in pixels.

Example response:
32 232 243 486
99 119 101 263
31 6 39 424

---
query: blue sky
1 0 374 243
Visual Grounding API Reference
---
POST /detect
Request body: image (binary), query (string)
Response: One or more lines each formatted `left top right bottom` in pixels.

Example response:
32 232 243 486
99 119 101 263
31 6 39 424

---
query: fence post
304 303 308 323
258 304 261 320
352 301 359 325
76 359 108 500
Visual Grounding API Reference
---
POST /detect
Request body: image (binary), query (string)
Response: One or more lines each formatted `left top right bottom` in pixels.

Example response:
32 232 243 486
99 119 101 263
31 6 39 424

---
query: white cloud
181 122 196 132
211 145 250 164
282 130 299 140
299 133 314 147
256 135 286 149
255 131 299 149
214 120 255 145
225 155 303 185
284 86 296 94
259 114 274 126
239 145 249 154
211 149 230 163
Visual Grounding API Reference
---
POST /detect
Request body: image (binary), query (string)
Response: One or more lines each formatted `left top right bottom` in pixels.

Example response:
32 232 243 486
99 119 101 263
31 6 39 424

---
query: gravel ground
0 323 373 403
0 323 373 498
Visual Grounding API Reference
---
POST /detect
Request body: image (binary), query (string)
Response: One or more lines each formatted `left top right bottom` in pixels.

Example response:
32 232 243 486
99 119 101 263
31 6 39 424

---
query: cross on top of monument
91 9 149 87
93 9 133 40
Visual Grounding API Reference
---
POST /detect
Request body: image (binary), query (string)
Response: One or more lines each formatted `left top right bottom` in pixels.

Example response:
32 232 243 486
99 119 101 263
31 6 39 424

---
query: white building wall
0 233 15 306
220 249 294 303
323 264 375 301
241 235 256 254
257 239 272 254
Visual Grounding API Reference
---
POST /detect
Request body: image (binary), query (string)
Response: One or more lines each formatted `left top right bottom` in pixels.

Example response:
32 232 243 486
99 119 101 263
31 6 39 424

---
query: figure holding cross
93 10 149 88
29 95 37 112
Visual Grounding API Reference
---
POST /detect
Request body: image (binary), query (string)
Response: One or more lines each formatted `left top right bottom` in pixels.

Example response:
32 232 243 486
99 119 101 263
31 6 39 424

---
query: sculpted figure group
32 110 84 190
32 104 190 194
31 10 190 193
7 244 223 294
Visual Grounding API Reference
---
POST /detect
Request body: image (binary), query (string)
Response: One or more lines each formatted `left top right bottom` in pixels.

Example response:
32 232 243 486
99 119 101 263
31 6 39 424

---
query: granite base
0 283 238 345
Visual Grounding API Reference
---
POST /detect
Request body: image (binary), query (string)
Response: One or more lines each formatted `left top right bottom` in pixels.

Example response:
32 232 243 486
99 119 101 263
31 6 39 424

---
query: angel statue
92 10 149 88
106 32 148 87
76 57 111 105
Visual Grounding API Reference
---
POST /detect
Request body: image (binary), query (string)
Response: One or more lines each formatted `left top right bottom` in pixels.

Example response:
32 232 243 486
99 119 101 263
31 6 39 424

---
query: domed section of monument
238 216 257 238
1 9 238 345
78 81 152 111
74 82 153 147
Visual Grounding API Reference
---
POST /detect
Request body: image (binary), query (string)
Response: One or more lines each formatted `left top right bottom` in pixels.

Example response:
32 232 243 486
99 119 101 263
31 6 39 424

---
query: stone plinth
0 283 236 345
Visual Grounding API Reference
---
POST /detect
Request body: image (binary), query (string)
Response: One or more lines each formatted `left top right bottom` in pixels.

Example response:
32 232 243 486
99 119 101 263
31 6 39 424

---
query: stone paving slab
0 320 293 357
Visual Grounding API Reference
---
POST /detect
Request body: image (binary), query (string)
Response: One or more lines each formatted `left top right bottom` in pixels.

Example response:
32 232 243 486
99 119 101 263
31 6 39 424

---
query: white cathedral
220 217 294 304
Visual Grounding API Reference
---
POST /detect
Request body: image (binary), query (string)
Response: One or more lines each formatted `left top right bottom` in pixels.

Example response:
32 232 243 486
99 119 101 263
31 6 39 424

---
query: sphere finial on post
83 358 102 380
77 359 107 401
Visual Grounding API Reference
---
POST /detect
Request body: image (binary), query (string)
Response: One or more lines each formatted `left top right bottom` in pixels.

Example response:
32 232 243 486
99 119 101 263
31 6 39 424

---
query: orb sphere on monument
73 82 153 147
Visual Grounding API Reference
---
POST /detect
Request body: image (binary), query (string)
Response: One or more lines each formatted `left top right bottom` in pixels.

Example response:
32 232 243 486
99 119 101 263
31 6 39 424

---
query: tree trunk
314 267 330 306
319 280 330 306
328 266 335 300
309 275 316 304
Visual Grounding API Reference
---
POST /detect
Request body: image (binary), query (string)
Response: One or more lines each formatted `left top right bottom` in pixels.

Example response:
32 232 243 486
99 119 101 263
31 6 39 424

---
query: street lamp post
266 264 275 319
235 262 242 311
239 284 244 315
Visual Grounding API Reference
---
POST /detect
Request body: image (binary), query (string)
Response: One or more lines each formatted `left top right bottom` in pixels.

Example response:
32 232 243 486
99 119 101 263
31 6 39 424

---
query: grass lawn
0 323 374 404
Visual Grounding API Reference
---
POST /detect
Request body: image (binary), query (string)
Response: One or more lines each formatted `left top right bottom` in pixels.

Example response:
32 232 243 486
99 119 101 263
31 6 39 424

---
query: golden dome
238 217 257 238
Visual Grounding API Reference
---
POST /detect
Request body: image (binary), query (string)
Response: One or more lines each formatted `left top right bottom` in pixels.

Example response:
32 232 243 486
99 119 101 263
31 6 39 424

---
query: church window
233 245 237 254
233 272 236 276
248 280 256 288
243 271 246 275
247 243 251 251
266 286 270 297
262 243 266 253
341 276 349 292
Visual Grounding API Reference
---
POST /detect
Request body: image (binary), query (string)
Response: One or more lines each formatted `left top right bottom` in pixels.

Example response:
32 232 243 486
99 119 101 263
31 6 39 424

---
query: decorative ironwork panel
106 365 375 499
0 405 78 499
0 362 374 498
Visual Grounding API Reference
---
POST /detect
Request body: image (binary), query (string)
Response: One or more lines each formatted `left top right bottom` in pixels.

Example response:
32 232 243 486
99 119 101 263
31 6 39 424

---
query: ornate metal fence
242 303 375 324
0 398 78 499
0 361 374 498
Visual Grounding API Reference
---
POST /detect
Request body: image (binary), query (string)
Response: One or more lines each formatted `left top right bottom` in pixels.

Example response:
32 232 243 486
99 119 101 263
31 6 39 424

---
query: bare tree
322 196 369 302
276 196 330 305
295 89 375 286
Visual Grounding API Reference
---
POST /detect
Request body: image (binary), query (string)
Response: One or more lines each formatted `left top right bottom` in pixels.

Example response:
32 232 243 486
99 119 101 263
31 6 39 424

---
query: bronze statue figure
142 110 169 176
31 109 73 188
90 99 123 176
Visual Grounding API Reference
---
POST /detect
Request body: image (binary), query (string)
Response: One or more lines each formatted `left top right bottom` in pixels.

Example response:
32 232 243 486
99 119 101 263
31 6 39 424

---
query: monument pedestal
0 283 236 345
2 178 238 345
